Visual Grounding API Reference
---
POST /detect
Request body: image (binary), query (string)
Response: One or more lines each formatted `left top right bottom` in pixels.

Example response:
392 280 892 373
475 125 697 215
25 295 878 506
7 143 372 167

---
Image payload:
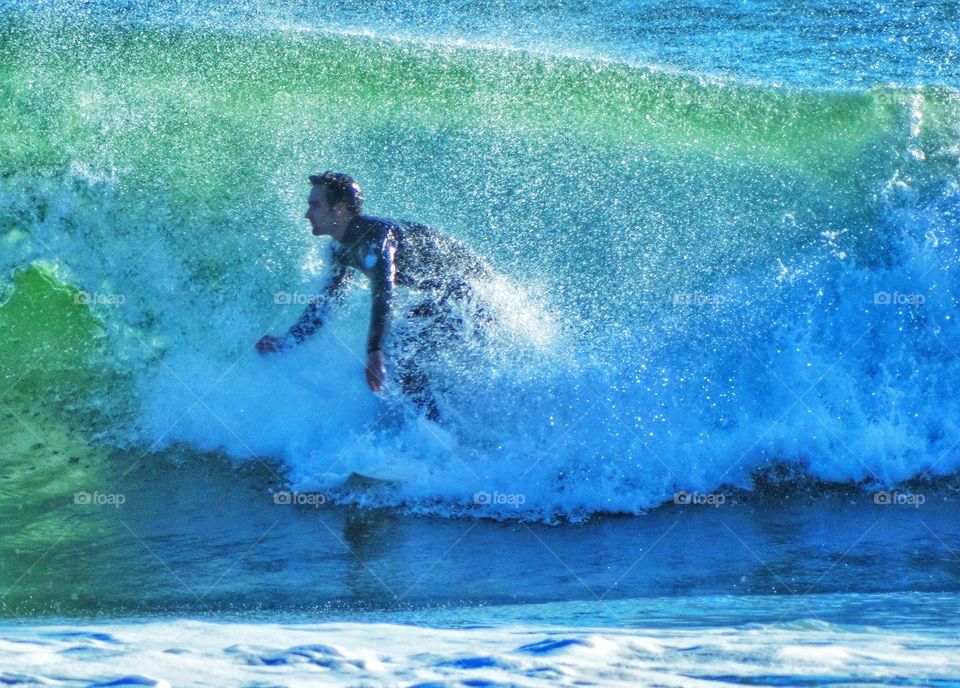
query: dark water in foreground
3 451 958 617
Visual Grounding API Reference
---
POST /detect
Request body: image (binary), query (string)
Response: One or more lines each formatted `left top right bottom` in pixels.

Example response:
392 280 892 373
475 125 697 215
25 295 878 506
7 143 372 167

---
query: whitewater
5 606 960 687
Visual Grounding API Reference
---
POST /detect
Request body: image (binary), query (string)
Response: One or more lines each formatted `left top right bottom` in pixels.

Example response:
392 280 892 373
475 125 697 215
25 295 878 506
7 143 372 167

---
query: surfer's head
306 172 363 240
309 171 364 215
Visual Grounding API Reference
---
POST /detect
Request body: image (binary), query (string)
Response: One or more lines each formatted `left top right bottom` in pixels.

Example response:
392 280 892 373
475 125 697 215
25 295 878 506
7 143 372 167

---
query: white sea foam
1 616 958 687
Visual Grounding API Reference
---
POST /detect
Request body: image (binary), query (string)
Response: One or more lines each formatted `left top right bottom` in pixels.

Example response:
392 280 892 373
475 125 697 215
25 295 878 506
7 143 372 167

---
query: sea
1 0 959 685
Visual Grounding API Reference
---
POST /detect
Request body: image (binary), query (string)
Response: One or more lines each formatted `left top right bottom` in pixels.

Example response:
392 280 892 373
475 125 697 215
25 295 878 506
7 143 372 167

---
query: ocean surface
2 0 959 685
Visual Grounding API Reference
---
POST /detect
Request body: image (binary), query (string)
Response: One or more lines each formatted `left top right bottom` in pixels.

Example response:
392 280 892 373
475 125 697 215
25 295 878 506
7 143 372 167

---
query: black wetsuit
285 215 491 416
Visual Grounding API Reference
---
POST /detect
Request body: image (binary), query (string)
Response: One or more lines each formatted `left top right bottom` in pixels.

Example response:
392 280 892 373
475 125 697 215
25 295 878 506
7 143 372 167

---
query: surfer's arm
256 264 351 354
364 235 396 391
286 265 351 344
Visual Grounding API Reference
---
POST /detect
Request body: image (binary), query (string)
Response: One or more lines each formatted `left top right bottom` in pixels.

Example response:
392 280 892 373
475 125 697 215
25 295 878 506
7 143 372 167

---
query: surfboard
343 471 402 494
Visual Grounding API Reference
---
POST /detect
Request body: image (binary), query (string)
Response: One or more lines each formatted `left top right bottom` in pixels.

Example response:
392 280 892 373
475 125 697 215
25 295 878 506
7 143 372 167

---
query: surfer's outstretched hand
366 350 386 392
256 334 287 354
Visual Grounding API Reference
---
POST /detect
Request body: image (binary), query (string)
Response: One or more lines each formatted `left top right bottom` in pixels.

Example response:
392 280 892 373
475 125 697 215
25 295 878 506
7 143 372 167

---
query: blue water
6 0 959 87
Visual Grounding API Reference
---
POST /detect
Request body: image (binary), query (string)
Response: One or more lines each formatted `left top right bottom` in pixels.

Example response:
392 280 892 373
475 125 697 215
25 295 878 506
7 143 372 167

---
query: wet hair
308 171 364 214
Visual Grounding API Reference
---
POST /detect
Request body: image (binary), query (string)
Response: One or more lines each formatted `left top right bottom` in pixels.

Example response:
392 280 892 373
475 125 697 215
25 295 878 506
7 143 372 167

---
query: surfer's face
305 185 347 239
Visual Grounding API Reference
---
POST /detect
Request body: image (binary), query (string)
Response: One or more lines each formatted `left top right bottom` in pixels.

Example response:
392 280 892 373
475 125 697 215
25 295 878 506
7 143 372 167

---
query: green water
0 19 925 204
0 267 114 603
3 19 939 331
3 20 932 313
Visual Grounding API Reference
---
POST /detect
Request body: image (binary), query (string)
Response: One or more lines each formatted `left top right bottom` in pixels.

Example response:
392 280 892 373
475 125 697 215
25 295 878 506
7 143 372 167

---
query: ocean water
1 0 959 685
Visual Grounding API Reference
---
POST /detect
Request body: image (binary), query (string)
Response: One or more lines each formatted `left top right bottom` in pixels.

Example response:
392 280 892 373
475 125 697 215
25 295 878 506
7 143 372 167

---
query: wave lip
4 0 959 87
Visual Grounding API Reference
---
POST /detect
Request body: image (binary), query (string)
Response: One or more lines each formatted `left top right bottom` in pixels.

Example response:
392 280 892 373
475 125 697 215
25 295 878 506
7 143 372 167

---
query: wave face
2 14 960 521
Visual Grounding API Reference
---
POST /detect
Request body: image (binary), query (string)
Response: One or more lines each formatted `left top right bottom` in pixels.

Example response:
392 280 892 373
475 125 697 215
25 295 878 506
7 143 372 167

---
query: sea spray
1 18 958 521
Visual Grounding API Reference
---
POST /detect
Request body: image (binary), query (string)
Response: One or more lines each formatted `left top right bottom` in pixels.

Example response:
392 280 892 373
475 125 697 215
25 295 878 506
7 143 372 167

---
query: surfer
256 172 492 419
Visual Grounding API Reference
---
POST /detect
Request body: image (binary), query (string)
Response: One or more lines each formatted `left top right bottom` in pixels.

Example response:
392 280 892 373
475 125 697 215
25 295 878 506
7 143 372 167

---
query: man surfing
257 172 492 419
